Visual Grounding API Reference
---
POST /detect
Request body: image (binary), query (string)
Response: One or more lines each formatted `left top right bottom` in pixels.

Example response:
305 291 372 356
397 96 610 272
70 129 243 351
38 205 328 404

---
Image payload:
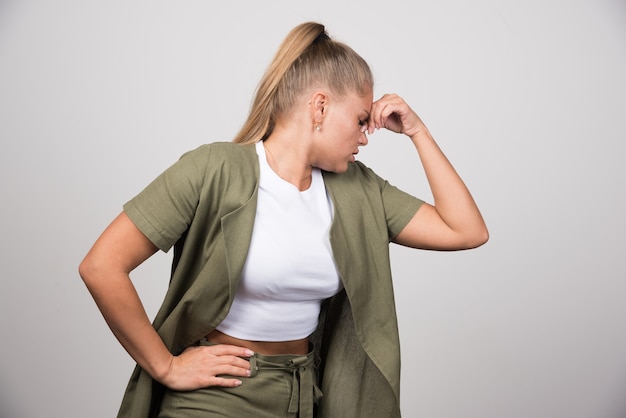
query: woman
79 22 488 418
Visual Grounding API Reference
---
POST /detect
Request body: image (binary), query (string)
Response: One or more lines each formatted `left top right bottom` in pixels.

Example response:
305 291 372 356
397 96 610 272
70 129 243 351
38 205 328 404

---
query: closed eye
358 111 370 127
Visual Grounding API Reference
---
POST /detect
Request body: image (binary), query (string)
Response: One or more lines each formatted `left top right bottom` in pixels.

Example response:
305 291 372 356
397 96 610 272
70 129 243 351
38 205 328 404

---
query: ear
309 91 328 125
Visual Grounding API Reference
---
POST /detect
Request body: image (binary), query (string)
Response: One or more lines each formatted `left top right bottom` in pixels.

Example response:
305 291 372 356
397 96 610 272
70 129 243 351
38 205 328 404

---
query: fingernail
245 349 254 357
234 380 243 386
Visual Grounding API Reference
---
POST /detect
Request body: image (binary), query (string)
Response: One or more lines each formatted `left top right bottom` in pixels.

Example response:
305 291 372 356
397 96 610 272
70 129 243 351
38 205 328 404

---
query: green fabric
158 340 319 418
119 142 423 417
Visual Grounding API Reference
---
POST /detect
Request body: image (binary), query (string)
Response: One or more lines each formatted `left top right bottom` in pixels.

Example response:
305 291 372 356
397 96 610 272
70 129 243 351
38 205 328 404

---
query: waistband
198 338 323 417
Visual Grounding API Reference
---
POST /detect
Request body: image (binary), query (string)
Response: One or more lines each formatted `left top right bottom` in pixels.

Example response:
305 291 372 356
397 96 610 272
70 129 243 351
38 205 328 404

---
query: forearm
79 211 254 391
81 269 173 382
80 253 254 392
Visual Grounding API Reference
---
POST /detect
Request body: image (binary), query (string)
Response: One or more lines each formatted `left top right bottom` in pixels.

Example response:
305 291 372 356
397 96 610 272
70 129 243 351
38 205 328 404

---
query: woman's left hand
367 94 426 138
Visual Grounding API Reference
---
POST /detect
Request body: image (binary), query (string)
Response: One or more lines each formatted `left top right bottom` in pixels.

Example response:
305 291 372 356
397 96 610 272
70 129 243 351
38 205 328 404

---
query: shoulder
176 142 257 174
181 141 256 161
349 161 381 182
324 161 385 191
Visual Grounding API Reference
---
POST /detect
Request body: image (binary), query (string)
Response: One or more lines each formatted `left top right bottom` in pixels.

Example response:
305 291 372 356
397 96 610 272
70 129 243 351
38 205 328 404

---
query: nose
359 131 368 146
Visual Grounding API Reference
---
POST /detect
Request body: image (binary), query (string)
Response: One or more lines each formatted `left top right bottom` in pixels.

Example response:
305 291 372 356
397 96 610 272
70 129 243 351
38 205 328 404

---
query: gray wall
1 1 625 417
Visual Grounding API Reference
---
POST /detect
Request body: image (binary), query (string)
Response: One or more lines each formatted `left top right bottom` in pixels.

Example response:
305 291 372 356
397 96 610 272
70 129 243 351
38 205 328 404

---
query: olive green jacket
119 142 423 417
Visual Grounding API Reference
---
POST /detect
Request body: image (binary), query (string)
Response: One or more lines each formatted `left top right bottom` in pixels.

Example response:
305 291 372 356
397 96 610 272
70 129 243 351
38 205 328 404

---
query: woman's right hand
160 344 255 391
80 213 254 392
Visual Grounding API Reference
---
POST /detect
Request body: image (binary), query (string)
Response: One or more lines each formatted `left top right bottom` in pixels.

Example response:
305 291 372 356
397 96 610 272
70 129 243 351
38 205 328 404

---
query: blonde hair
232 22 373 144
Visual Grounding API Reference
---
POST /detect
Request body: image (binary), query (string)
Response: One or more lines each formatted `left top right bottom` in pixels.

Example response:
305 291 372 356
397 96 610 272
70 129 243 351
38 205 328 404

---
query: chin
333 162 351 173
319 160 350 174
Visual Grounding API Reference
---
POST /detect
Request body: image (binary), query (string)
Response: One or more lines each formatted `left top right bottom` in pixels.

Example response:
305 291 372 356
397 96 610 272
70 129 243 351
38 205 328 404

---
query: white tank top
216 141 343 341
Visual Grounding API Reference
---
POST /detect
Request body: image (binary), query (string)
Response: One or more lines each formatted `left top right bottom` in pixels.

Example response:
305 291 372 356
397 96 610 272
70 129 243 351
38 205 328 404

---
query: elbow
478 229 490 247
468 226 489 249
78 254 100 289
452 223 489 250
78 257 92 285
79 255 112 298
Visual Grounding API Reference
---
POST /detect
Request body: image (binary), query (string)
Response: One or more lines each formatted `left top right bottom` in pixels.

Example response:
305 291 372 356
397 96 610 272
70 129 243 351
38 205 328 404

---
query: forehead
342 90 373 111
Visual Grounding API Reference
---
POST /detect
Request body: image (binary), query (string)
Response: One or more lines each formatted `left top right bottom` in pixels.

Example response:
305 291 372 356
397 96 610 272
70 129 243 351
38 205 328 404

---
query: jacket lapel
221 190 258 298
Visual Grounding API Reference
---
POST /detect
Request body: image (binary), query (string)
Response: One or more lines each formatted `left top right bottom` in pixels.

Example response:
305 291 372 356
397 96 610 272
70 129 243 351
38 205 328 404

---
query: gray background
1 1 625 417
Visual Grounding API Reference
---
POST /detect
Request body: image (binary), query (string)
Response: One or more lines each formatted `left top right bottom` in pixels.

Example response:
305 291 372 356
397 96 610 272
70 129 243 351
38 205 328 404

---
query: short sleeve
379 179 424 240
123 145 212 252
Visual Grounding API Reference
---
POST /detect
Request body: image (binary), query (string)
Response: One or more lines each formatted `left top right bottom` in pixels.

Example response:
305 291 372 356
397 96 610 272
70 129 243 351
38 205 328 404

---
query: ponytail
232 22 373 144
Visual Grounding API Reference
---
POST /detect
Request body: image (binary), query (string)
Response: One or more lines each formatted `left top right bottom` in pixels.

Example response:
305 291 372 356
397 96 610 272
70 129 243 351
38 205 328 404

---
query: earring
315 124 321 131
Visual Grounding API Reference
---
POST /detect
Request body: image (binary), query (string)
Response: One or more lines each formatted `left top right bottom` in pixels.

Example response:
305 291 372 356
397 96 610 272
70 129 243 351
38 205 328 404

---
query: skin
79 86 488 391
262 89 373 189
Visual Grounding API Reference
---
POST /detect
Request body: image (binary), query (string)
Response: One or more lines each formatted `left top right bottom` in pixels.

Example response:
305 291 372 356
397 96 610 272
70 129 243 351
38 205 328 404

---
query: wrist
149 353 176 385
409 127 433 146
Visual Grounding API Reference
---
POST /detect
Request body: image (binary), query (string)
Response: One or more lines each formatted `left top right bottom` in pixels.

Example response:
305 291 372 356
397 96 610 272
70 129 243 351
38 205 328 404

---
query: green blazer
120 142 423 417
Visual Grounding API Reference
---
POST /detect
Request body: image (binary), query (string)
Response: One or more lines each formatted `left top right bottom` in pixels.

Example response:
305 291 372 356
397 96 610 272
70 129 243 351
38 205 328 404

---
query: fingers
210 376 249 388
205 343 255 358
199 345 253 374
192 361 251 389
368 94 423 136
162 344 255 391
368 93 403 132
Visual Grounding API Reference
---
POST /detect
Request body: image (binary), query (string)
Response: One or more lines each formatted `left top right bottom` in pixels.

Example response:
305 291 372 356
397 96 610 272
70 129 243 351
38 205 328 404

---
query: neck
263 136 313 191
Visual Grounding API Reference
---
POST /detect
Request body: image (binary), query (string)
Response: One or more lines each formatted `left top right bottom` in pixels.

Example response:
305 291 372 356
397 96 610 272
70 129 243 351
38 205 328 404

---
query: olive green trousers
158 341 322 418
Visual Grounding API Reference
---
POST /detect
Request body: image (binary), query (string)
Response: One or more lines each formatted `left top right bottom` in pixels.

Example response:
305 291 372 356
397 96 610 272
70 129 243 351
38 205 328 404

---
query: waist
205 329 310 355
197 335 322 418
216 297 325 341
